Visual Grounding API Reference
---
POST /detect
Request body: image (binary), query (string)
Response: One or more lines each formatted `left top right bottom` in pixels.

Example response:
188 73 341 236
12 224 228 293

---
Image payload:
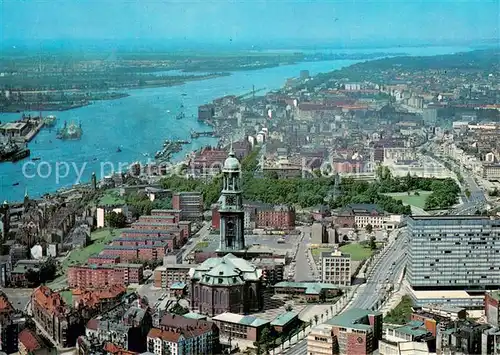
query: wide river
0 46 475 201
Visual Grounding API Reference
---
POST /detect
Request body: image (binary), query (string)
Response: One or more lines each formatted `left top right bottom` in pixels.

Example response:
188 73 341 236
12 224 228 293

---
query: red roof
148 327 181 342
0 292 14 315
32 286 68 316
73 284 126 308
104 342 138 355
19 329 44 351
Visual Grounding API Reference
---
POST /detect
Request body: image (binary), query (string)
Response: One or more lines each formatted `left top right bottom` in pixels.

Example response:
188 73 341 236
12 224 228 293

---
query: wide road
294 227 315 282
348 231 407 310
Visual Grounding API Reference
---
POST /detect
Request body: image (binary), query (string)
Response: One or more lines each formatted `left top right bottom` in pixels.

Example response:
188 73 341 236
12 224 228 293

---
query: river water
0 45 474 201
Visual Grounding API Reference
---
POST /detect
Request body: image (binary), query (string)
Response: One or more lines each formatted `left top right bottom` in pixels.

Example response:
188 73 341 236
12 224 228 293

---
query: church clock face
226 195 235 206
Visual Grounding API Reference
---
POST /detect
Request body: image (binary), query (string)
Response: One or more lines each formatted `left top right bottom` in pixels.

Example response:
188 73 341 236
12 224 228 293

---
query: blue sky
1 0 498 45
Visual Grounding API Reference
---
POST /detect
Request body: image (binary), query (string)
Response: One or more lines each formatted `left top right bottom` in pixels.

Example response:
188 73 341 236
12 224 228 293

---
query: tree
465 189 471 199
365 224 373 234
369 236 377 250
105 211 127 228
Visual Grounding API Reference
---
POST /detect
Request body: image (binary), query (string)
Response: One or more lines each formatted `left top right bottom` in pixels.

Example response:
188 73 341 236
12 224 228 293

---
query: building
320 250 351 286
486 291 500 327
270 312 300 334
68 263 144 289
252 258 284 285
255 205 295 230
31 286 82 348
212 312 270 342
188 253 263 316
84 294 152 353
384 321 434 345
153 264 192 289
309 308 383 355
307 324 337 355
411 305 466 336
273 282 340 302
148 313 219 355
172 193 203 221
71 285 126 318
482 164 500 180
407 216 500 293
0 292 22 354
18 328 54 355
335 204 397 230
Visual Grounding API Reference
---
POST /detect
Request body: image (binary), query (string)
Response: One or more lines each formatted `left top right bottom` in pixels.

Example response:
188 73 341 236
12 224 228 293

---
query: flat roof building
320 250 351 286
407 216 500 292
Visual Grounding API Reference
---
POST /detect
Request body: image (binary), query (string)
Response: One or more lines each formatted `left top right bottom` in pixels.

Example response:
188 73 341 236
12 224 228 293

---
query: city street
294 226 315 282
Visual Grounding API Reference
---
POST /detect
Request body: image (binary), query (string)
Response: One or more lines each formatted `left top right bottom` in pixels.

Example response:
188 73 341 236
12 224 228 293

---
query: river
0 45 475 201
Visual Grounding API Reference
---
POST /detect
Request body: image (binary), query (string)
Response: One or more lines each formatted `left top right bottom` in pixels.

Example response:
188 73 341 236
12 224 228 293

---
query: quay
0 115 44 143
190 130 216 138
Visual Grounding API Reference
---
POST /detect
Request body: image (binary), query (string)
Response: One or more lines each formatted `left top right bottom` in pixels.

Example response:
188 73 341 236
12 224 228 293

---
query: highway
347 231 408 310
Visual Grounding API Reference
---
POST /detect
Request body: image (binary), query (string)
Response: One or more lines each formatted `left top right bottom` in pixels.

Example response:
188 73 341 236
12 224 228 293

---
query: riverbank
0 45 477 201
0 73 229 113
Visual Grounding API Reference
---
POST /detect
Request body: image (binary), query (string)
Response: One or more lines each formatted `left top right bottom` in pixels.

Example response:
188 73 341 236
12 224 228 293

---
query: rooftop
326 308 381 331
212 312 269 328
270 311 298 326
274 281 341 294
388 321 430 337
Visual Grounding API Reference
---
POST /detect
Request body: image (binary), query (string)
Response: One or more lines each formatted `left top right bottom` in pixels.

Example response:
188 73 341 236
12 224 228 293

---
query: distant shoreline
0 73 230 113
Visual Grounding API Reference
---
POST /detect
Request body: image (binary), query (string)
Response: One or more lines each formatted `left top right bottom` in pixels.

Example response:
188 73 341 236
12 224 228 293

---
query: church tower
218 147 245 252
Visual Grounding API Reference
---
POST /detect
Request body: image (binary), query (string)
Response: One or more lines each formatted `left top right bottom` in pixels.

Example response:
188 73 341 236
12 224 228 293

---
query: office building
407 216 500 291
320 250 351 286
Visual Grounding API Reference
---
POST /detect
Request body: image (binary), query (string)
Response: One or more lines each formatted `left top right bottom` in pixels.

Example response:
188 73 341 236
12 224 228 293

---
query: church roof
189 253 262 285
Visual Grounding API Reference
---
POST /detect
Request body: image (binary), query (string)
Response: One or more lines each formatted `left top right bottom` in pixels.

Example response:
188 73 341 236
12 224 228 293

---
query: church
189 147 264 316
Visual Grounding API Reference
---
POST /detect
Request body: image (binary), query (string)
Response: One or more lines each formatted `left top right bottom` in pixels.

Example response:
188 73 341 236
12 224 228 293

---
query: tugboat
57 121 83 140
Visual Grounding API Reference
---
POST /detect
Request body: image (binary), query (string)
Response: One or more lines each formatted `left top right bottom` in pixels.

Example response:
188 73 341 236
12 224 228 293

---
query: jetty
190 130 216 139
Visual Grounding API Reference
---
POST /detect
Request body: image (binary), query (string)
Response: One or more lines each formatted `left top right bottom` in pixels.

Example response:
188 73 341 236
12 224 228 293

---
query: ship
57 121 83 140
43 115 57 127
0 139 30 162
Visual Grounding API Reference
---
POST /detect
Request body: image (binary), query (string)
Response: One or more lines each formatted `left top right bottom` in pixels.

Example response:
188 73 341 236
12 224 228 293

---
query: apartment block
68 263 143 288
153 264 192 289
255 205 295 230
321 250 351 286
407 216 500 291
172 192 204 221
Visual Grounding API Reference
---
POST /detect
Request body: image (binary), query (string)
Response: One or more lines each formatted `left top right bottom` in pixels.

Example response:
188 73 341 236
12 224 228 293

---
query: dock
0 116 44 143
190 130 216 139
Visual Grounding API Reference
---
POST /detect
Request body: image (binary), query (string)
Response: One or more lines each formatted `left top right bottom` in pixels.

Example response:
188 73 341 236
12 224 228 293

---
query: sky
1 0 499 47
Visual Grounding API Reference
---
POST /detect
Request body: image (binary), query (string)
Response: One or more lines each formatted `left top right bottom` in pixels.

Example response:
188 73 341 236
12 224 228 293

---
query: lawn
99 190 126 207
339 243 374 261
62 228 122 269
384 190 432 209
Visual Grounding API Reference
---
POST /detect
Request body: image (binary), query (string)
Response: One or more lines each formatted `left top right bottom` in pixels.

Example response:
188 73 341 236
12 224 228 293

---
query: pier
190 130 216 138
